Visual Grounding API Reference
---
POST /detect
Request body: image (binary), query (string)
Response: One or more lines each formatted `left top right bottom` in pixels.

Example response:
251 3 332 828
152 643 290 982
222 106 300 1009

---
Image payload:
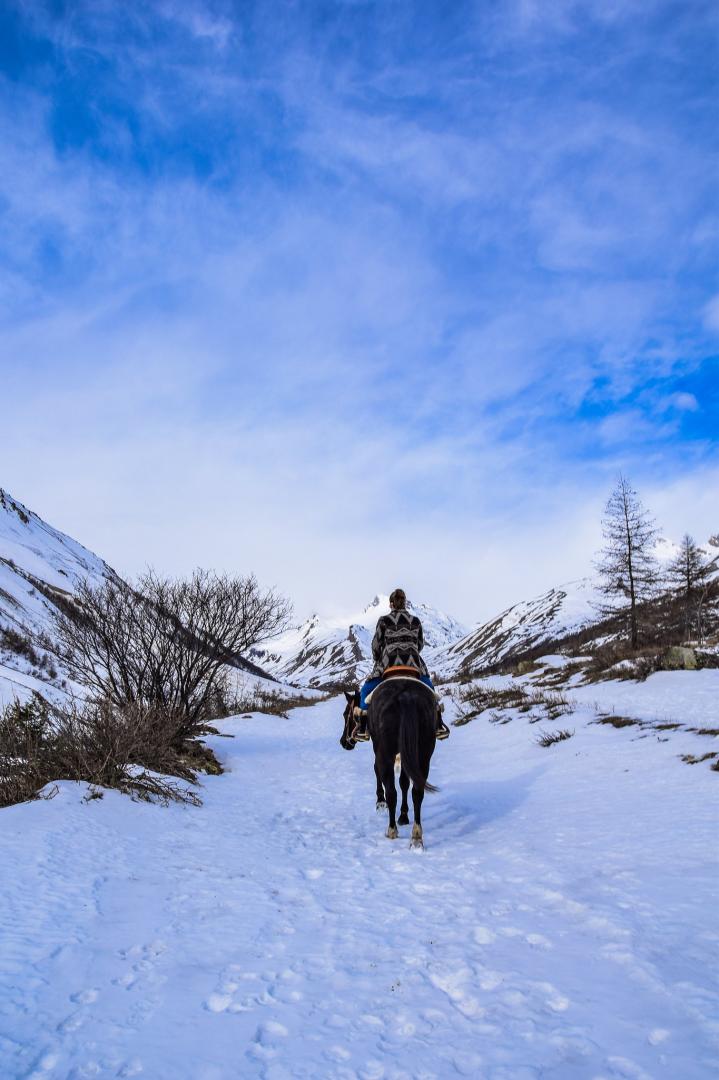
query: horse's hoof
376 801 387 813
397 814 409 826
386 826 399 839
410 837 424 851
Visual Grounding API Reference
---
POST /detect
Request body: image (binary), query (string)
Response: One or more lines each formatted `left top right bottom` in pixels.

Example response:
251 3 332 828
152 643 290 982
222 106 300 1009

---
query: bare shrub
0 696 205 809
50 569 292 731
583 643 662 682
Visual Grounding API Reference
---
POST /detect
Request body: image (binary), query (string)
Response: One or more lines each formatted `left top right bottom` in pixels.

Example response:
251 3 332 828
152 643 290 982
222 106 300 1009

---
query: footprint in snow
117 1058 143 1076
258 1020 289 1041
205 992 233 1014
525 933 552 949
27 1051 62 1079
324 1044 351 1063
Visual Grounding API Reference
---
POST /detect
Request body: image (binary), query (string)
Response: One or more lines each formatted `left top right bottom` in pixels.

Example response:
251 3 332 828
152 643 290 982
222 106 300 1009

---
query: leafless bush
0 696 207 808
50 569 292 731
583 643 662 682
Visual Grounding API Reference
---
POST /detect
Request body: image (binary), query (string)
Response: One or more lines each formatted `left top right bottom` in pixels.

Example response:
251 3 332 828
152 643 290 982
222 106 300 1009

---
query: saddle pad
366 676 439 705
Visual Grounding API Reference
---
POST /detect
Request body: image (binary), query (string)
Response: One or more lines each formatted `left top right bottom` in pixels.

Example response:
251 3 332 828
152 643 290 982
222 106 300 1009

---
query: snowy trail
1 696 717 1080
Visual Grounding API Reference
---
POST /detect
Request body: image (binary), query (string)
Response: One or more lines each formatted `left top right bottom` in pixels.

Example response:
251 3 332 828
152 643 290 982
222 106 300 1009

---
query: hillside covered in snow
0 489 117 705
433 578 599 679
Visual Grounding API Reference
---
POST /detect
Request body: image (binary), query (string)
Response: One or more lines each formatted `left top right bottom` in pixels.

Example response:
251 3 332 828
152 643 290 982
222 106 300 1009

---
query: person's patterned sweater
369 609 429 679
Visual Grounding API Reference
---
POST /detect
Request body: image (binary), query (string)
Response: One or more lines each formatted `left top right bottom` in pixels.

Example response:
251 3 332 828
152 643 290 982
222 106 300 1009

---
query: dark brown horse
340 681 438 849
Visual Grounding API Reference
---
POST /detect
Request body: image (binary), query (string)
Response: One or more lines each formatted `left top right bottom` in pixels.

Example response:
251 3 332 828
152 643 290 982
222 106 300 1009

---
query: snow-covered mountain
0 488 118 704
250 594 469 688
432 578 599 679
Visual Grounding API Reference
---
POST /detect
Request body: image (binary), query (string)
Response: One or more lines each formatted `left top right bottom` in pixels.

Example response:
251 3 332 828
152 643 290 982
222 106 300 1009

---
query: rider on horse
353 588 450 742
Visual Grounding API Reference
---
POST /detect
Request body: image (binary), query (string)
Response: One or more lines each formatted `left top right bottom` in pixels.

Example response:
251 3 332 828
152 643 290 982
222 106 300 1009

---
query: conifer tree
594 476 659 648
666 534 718 641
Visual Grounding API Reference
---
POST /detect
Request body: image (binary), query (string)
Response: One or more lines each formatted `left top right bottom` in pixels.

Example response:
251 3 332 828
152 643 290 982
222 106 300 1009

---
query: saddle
382 665 421 681
365 666 440 705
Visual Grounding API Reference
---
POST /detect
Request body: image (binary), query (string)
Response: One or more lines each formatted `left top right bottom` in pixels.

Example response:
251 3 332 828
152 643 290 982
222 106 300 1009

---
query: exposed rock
663 646 697 671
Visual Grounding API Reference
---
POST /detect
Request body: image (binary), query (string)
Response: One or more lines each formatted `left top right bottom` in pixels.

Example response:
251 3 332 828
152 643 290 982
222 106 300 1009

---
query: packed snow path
1 697 717 1080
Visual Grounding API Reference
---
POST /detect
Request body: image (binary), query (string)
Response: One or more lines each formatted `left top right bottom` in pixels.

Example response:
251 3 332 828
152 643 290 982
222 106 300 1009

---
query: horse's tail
398 690 439 794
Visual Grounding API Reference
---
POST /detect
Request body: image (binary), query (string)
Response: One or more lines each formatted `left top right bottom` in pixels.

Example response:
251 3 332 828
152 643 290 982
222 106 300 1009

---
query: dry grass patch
595 715 643 729
457 682 573 726
535 728 574 747
230 684 328 719
681 752 719 765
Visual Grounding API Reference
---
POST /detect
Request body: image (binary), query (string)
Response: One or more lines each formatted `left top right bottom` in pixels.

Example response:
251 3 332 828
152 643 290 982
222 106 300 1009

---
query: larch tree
594 476 659 649
665 534 715 640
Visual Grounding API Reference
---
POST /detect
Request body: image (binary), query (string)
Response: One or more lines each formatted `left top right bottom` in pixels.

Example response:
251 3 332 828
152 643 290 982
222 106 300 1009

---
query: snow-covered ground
1 689 717 1079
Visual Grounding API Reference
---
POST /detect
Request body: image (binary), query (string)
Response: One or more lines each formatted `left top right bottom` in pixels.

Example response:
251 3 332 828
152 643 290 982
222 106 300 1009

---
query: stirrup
436 721 450 741
352 706 370 742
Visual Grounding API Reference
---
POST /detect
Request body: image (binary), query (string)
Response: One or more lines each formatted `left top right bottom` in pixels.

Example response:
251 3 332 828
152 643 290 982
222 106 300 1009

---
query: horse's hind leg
382 763 399 839
398 769 410 826
375 760 387 812
410 785 424 849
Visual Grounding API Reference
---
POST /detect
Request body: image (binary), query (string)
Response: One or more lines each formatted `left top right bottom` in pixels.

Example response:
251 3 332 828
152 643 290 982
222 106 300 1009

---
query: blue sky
1 0 717 622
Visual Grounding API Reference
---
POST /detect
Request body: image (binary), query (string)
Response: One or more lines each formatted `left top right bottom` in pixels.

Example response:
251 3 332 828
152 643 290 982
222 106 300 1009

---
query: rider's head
389 588 406 610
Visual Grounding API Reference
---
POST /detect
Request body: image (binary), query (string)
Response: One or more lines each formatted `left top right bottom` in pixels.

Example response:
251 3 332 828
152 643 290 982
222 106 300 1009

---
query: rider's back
370 607 428 678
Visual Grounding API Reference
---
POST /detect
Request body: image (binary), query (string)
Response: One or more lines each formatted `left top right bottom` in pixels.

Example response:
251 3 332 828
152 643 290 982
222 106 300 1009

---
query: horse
340 681 438 849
